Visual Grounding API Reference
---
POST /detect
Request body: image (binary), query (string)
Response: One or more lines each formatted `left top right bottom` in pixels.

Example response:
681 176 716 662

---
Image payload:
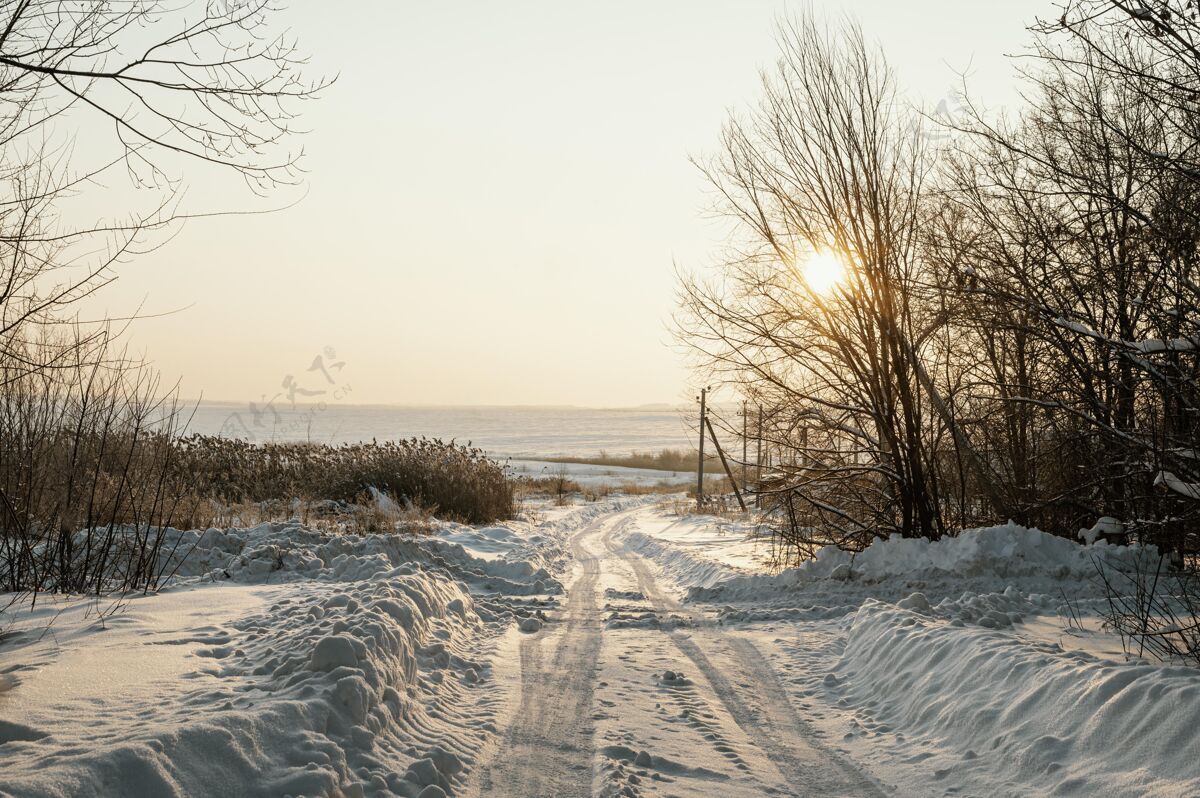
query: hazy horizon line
184 398 693 412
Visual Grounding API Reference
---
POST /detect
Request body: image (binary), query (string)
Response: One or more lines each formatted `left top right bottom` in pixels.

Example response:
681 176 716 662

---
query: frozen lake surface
184 401 696 460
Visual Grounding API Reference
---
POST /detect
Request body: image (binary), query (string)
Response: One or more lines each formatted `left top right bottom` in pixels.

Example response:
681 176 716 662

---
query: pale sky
92 1 1046 407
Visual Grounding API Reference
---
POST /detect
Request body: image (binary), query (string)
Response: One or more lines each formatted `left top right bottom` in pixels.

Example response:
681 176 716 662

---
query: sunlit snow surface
2 501 1198 797
0 501 642 797
621 511 1200 797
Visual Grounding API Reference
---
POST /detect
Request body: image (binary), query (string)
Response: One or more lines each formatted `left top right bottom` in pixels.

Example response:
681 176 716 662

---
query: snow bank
159 519 566 596
612 508 1200 795
693 522 1157 603
831 599 1200 796
799 523 1154 581
623 530 745 591
0 566 487 797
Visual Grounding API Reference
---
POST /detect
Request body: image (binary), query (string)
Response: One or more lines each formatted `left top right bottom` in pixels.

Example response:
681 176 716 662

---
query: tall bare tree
680 14 964 547
923 5 1200 550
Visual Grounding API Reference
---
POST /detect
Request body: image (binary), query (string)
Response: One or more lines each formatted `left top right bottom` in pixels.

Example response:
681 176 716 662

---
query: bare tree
0 1 329 373
683 6 1200 563
0 1 326 602
932 6 1200 552
1035 1 1200 206
679 14 962 548
0 0 324 187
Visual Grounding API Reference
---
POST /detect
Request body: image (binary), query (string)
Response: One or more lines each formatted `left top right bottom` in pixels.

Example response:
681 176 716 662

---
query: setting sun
800 250 847 294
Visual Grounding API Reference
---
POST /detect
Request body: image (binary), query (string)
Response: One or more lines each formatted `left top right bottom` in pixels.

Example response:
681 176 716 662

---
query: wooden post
696 388 707 510
706 416 747 511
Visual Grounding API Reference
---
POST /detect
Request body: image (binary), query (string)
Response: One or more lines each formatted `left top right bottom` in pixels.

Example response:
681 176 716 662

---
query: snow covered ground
620 511 1200 797
0 501 625 798
2 501 1197 797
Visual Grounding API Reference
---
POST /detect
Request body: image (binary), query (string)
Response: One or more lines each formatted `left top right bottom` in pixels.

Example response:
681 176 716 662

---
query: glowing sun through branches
798 250 848 295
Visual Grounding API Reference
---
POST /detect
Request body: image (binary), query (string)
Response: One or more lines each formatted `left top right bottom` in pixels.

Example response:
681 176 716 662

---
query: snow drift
1 566 486 797
832 599 1200 796
619 511 1200 796
161 519 566 595
684 522 1158 605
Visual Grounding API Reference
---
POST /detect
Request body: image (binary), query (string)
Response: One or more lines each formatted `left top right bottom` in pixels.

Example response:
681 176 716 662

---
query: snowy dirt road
470 507 608 797
469 505 884 798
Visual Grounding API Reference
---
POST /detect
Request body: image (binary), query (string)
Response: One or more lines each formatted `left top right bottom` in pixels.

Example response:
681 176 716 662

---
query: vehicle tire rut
602 526 885 798
473 509 632 798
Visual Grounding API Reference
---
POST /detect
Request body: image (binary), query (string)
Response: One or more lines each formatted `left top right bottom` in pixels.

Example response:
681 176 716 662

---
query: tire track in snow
472 508 637 798
603 520 886 798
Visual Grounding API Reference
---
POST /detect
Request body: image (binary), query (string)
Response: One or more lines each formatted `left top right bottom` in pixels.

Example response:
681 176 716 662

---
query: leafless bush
0 339 515 606
171 435 514 525
547 466 575 505
1094 553 1200 665
0 332 194 601
513 475 582 502
0 0 332 612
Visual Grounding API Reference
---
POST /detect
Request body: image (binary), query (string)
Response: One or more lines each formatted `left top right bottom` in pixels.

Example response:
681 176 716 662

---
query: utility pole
741 400 748 494
697 387 707 510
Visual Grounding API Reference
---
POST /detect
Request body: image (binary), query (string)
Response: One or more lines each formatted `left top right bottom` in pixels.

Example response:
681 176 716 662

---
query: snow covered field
2 501 1198 797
